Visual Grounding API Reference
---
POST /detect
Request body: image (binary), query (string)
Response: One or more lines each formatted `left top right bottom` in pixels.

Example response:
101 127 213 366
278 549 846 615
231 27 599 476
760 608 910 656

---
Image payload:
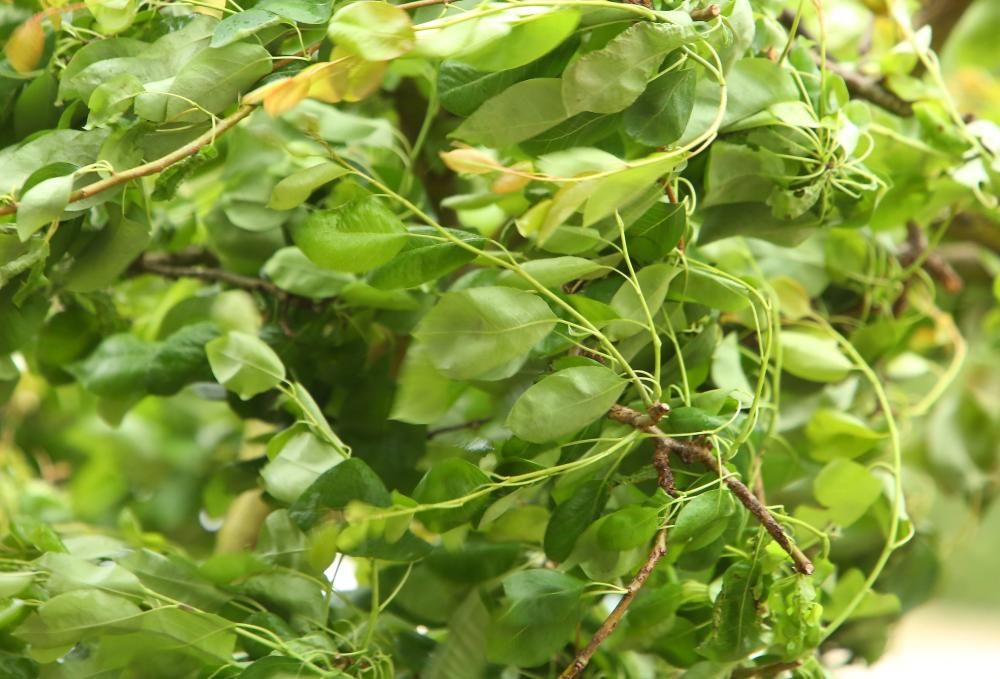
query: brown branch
777 10 913 117
608 404 814 575
560 529 669 679
128 252 325 308
690 4 721 22
0 105 254 217
916 0 976 54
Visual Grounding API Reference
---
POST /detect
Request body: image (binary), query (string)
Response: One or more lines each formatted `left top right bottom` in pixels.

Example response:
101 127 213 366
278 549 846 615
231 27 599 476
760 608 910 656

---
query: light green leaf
805 408 885 461
367 227 484 290
256 0 331 24
453 78 568 148
206 331 286 399
608 262 679 339
327 1 414 61
17 173 74 241
268 162 350 210
413 286 557 380
486 569 586 667
262 247 351 299
292 196 408 273
781 331 854 383
561 21 699 115
497 256 604 290
507 366 626 443
262 426 347 504
813 459 883 527
458 9 579 72
211 9 282 48
390 343 463 425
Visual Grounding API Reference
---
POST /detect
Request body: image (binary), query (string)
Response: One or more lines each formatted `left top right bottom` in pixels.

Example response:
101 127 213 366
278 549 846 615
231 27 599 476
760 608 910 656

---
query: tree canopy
0 0 998 677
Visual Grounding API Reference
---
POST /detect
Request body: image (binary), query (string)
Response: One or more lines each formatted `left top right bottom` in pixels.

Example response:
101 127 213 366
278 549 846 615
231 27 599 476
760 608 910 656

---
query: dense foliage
0 0 998 676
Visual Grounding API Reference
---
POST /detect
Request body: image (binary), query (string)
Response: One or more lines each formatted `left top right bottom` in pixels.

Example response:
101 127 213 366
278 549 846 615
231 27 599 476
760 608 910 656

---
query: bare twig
560 530 668 679
129 252 325 307
608 404 814 575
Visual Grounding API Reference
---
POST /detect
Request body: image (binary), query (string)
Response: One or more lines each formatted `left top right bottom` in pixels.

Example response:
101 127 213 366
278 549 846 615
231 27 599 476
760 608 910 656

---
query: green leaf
292 196 408 273
15 590 143 648
544 479 608 562
262 426 347 504
206 331 286 399
327 1 414 61
486 569 586 667
413 286 557 381
68 334 153 399
608 262 679 339
813 459 883 527
805 408 885 461
16 173 74 241
628 200 686 263
211 9 282 48
426 592 490 679
256 0 331 24
597 505 659 551
669 268 750 312
452 78 568 148
672 489 735 543
781 331 854 383
497 256 604 290
413 458 490 533
268 162 350 210
135 42 271 122
561 21 699 115
146 323 220 395
507 366 625 443
624 67 697 146
37 552 143 596
698 561 765 661
289 458 391 529
64 213 151 292
390 343 463 425
262 247 351 299
367 227 484 290
458 9 579 72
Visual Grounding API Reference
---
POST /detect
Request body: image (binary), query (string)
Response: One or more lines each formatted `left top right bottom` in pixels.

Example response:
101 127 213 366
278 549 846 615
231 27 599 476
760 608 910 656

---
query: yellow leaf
491 161 533 194
193 0 226 18
439 148 504 175
262 77 310 117
5 20 44 74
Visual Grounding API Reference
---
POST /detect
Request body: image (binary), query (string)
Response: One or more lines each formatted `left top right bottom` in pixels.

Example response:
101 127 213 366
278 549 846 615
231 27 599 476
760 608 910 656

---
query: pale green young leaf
206 331 286 399
292 196 408 273
327 1 414 61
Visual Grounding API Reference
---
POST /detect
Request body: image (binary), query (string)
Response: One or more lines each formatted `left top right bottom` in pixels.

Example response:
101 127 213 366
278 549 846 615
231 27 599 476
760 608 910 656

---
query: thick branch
916 0 975 54
560 529 669 679
777 10 913 117
608 404 814 575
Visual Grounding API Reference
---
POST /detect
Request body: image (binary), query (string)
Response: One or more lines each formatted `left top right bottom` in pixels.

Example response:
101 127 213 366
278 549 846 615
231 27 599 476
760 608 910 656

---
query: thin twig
128 252 325 307
560 529 669 679
608 404 814 575
397 0 449 9
0 106 253 217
